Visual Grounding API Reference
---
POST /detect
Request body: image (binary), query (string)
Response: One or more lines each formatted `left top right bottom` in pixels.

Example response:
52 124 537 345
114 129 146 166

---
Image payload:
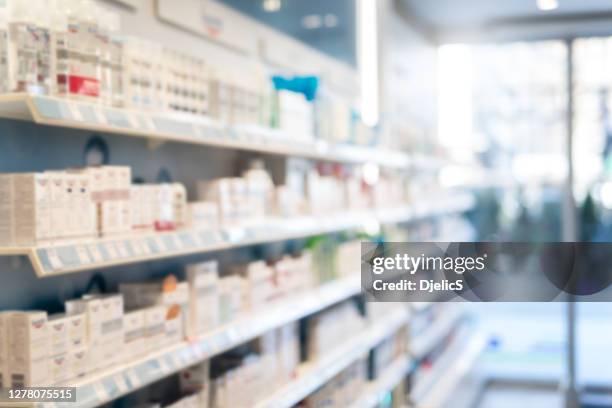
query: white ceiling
402 0 612 29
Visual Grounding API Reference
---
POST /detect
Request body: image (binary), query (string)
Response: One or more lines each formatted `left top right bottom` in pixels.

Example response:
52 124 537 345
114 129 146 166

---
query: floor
477 383 563 408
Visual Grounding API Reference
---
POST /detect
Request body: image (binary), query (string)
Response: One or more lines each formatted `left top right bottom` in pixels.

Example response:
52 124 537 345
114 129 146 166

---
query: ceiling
218 0 357 66
401 0 612 30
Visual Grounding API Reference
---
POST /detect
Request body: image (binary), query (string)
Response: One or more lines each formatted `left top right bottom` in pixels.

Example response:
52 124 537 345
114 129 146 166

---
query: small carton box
70 347 89 379
144 306 166 353
7 311 49 387
0 174 15 246
13 173 53 245
186 261 219 337
123 309 146 362
186 201 218 230
49 353 70 385
0 312 12 389
65 298 103 370
46 171 67 241
48 314 70 357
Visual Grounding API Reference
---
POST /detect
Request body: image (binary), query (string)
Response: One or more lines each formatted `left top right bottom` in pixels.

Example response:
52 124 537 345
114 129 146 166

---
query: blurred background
218 0 612 406
3 0 612 407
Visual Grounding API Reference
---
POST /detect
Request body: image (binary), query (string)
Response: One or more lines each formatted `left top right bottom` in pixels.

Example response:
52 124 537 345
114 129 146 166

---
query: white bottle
7 0 39 93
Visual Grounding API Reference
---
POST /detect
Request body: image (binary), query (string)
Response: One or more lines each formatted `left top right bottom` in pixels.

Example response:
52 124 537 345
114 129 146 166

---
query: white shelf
0 93 411 169
411 329 487 408
31 276 361 408
0 195 475 277
254 307 410 408
410 306 466 360
350 356 413 408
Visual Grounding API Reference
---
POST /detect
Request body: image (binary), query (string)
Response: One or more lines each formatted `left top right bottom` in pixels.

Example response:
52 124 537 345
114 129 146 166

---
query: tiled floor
477 384 563 408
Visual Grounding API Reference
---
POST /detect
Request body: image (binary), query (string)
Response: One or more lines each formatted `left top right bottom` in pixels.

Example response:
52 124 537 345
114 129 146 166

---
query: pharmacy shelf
350 356 413 408
411 329 487 408
29 276 362 408
254 307 410 408
410 306 466 360
0 194 475 277
0 93 410 169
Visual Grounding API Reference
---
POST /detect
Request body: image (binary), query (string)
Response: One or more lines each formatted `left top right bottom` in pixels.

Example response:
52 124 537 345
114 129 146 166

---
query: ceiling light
262 0 281 12
324 14 338 28
301 14 322 29
359 0 379 127
537 0 558 11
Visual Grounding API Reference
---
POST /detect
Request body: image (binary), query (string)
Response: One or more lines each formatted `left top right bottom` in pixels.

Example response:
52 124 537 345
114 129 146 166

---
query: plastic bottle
7 0 39 93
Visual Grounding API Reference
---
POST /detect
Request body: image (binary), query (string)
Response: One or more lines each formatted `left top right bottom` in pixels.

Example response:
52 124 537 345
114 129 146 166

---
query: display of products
297 358 368 408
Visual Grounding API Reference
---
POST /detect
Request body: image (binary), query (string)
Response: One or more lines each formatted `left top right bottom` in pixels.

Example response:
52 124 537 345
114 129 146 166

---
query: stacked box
186 261 219 337
6 311 50 387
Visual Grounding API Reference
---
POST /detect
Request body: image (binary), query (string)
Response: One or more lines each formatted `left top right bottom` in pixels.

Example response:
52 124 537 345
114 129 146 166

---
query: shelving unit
16 276 361 408
350 356 413 408
0 93 413 169
411 329 487 408
254 307 410 408
410 306 467 360
0 194 475 277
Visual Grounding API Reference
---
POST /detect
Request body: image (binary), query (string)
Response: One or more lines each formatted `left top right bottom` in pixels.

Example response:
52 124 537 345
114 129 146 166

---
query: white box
48 314 70 357
186 201 218 230
186 261 219 336
9 173 53 245
69 347 89 379
7 311 49 387
172 183 187 229
119 278 189 341
49 353 70 385
46 171 67 241
123 309 146 362
98 295 125 368
67 169 97 238
65 298 103 371
0 312 11 389
218 276 244 325
144 306 166 353
0 174 15 246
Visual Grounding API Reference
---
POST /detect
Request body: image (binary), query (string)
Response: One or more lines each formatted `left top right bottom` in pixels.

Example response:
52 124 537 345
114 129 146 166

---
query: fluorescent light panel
537 0 558 11
359 0 379 127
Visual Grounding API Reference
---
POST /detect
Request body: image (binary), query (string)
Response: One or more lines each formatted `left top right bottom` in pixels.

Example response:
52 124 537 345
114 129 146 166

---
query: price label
115 241 129 258
104 242 119 259
88 244 104 263
92 381 110 402
94 108 108 125
46 248 63 270
67 102 84 121
129 239 143 256
127 112 141 129
154 236 167 252
139 239 151 255
143 116 156 131
74 245 92 264
114 374 129 394
125 368 141 389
